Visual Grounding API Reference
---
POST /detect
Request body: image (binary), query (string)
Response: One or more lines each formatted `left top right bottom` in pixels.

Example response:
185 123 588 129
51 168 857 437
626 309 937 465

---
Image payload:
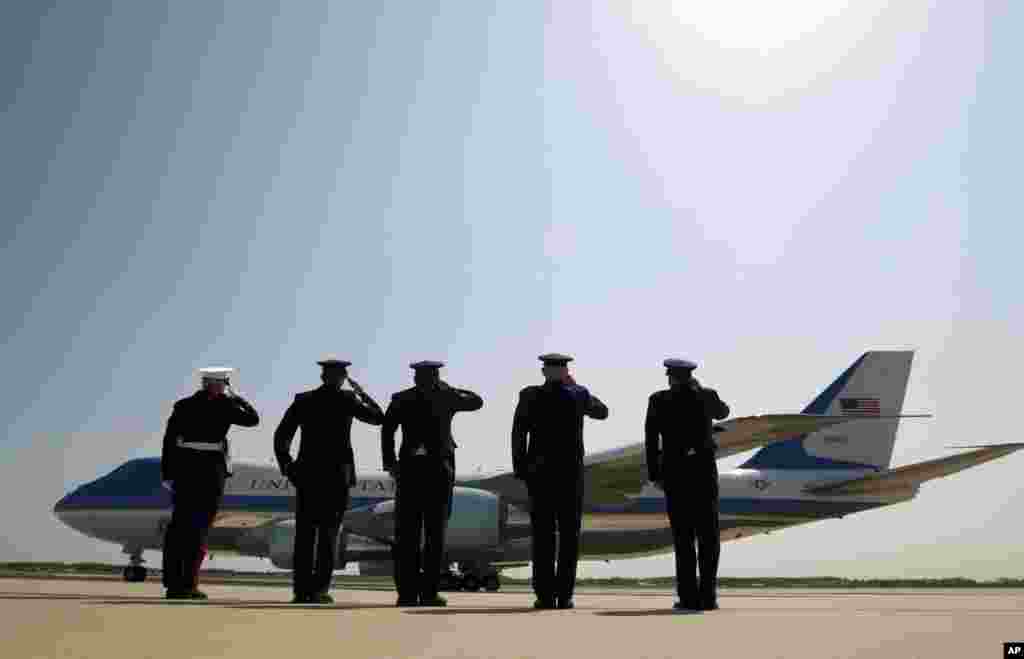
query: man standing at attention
275 358 384 604
645 358 729 611
161 367 259 600
382 361 483 607
511 353 608 610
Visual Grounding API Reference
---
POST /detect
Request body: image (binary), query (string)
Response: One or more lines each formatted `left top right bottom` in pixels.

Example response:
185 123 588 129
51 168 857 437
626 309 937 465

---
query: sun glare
625 0 896 102
665 0 853 52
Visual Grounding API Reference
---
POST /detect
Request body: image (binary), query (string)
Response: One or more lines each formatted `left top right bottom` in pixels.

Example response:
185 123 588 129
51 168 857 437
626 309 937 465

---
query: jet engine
345 486 507 550
446 487 506 549
267 519 349 570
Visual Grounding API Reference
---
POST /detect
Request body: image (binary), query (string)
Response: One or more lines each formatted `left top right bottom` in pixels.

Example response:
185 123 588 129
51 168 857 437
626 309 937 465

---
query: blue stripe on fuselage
55 494 391 513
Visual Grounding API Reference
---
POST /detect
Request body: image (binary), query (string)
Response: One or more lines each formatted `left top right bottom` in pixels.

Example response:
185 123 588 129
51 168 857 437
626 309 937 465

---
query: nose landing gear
122 548 147 582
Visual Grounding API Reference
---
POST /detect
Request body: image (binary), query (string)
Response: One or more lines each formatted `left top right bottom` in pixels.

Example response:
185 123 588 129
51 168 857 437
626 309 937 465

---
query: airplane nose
53 492 73 516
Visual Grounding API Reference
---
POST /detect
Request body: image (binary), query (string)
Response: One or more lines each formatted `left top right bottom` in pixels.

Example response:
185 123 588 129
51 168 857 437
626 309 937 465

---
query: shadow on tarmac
594 609 706 617
406 607 542 615
221 603 395 611
88 599 395 610
0 592 107 601
0 593 392 610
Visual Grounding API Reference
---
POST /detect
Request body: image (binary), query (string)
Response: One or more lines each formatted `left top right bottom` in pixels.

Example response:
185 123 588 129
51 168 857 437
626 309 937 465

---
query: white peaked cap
198 367 233 381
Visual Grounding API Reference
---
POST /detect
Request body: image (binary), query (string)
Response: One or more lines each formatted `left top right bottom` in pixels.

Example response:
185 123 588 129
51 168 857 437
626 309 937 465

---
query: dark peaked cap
410 360 445 370
539 353 574 366
317 358 351 368
663 358 698 370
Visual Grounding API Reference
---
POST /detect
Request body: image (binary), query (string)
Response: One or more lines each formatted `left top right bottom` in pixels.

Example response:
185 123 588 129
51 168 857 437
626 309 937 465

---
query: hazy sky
2 1 1021 578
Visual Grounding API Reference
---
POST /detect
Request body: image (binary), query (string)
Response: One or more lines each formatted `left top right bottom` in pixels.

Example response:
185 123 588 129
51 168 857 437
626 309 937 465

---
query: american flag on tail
839 397 881 417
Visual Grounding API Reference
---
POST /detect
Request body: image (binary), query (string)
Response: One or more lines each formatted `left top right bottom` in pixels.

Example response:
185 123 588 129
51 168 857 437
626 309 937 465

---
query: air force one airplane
54 351 1023 590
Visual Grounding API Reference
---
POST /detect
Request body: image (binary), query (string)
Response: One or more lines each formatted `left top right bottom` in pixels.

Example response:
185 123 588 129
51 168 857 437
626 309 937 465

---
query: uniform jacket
381 385 483 470
644 383 729 482
511 382 609 479
274 385 384 484
161 391 260 483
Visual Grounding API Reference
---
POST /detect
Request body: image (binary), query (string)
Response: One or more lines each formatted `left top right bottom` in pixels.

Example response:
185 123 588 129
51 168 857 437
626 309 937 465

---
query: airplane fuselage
54 458 907 563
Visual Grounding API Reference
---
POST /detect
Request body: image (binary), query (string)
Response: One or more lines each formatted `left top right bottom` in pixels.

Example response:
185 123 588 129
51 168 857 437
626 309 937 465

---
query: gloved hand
161 480 174 492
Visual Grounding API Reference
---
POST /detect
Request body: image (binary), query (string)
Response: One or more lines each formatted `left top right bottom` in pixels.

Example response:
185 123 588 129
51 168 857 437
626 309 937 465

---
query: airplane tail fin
740 351 915 471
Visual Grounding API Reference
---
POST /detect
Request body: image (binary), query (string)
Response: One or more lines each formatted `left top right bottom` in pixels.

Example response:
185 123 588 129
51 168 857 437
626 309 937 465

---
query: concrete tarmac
1 578 1020 659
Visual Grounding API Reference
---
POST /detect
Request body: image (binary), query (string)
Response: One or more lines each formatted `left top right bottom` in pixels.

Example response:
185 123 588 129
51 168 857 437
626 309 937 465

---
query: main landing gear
122 547 147 582
439 563 501 592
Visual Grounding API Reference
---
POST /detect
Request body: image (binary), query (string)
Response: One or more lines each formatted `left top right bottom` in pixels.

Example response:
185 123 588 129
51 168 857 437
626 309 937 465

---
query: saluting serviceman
645 358 730 611
161 367 259 600
511 354 608 610
274 358 384 604
382 361 483 607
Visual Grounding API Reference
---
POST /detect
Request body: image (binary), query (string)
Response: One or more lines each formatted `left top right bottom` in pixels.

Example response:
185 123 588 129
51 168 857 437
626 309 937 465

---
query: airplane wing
804 443 1024 496
469 414 873 505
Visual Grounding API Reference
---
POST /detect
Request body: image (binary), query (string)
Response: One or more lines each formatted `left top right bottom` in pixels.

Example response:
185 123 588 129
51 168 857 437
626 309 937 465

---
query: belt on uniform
177 439 224 453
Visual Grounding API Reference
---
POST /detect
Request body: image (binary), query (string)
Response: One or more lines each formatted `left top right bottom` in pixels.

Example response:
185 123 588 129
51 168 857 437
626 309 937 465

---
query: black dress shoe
677 594 700 610
419 595 448 607
700 599 719 611
533 598 556 610
396 596 420 607
188 590 208 600
292 594 311 604
673 600 698 611
165 590 189 600
556 598 575 610
313 593 335 604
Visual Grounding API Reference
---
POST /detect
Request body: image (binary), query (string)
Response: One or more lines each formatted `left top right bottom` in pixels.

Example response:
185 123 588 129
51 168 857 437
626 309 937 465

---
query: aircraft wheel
483 574 500 592
461 574 481 592
439 572 460 592
123 566 147 582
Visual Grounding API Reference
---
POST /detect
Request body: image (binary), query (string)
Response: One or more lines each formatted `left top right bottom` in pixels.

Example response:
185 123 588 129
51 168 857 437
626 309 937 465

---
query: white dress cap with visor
198 367 233 382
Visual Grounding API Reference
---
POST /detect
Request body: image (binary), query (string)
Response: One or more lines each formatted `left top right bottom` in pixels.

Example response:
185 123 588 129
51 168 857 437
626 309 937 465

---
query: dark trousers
664 458 720 603
392 457 451 600
162 475 224 592
292 484 348 597
527 476 583 602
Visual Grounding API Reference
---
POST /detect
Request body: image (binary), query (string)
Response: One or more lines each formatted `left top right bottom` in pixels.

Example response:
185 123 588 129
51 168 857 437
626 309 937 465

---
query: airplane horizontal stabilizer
804 443 1024 496
711 414 920 460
